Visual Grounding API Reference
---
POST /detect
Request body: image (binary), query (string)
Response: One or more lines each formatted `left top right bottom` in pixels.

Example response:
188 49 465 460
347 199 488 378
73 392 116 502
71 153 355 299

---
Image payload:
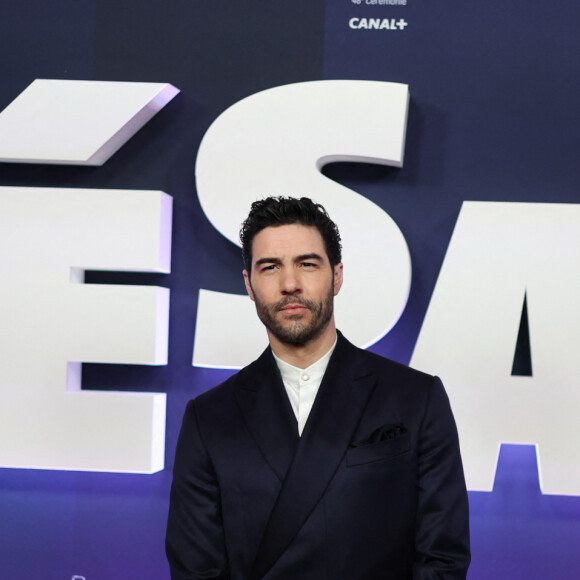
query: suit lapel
235 347 299 482
250 335 377 580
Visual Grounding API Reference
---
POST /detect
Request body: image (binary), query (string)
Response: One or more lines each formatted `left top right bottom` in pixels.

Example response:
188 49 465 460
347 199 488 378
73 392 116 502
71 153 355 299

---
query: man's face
243 224 343 346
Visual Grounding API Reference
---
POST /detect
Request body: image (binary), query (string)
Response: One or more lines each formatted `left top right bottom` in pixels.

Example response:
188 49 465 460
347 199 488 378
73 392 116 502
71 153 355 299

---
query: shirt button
301 373 310 381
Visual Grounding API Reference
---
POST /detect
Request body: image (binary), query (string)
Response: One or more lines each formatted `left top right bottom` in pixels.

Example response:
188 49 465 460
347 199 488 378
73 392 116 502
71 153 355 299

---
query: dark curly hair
240 196 342 272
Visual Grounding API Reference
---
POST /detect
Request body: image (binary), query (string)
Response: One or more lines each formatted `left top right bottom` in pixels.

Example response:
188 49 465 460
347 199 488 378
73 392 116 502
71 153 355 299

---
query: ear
243 269 255 301
333 263 343 296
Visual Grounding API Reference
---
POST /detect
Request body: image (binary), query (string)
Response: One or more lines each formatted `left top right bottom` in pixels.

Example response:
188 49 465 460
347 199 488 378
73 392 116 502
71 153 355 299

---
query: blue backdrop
0 1 579 578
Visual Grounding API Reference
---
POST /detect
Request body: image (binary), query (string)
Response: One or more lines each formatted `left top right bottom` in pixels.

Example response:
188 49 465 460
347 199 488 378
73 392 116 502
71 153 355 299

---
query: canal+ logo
349 18 408 30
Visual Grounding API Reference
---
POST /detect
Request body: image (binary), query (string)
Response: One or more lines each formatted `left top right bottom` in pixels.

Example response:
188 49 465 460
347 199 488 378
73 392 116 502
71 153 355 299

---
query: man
166 196 470 579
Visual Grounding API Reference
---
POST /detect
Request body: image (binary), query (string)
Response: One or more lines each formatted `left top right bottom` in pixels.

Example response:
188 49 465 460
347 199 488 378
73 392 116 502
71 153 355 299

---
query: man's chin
275 333 310 346
269 322 312 345
273 318 333 346
278 313 309 323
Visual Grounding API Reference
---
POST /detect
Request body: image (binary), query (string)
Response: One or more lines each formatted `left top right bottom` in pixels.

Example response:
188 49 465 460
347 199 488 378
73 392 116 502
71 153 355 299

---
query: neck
268 320 337 369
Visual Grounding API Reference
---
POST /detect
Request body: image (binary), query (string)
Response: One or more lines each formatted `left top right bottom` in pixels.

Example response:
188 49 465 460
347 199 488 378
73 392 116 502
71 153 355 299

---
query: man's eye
262 264 277 271
301 262 315 268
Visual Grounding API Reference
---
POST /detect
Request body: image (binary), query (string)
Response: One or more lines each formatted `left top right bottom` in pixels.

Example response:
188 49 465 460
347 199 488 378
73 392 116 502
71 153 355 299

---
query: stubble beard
253 285 335 346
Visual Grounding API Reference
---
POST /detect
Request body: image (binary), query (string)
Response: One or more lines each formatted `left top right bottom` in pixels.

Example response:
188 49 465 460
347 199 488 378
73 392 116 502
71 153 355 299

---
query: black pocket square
350 424 408 448
346 424 410 466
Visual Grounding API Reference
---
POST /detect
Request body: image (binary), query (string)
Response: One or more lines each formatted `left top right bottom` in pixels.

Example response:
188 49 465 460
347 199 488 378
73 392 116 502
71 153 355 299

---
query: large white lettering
0 187 171 473
0 79 179 165
194 80 411 368
411 201 580 496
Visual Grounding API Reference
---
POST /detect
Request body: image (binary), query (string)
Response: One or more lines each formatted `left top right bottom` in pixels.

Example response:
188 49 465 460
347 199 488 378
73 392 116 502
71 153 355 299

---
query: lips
280 304 308 315
277 300 310 315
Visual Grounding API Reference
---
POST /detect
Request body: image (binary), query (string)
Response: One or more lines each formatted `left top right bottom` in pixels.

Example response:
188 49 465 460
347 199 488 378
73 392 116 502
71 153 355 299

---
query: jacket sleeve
166 399 230 580
413 377 471 579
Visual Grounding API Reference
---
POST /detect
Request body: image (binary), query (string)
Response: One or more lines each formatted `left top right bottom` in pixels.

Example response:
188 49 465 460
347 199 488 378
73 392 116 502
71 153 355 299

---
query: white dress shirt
272 337 338 435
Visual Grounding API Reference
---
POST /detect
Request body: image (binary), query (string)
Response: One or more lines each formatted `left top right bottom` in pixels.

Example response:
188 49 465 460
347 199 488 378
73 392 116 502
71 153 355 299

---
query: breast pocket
346 434 410 467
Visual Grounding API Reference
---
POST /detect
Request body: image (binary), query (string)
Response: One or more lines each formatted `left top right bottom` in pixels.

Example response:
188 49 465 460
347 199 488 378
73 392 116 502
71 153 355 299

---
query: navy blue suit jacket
166 333 470 579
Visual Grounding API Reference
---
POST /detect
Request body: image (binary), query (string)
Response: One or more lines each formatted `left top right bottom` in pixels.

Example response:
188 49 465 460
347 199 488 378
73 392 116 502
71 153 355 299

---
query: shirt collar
272 335 338 386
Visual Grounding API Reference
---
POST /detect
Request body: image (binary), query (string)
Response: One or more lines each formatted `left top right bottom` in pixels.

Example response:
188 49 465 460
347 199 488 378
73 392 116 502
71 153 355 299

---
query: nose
280 268 302 295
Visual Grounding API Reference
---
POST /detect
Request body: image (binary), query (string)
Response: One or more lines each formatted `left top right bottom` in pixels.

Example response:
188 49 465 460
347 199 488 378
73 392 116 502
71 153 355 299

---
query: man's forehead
251 224 327 259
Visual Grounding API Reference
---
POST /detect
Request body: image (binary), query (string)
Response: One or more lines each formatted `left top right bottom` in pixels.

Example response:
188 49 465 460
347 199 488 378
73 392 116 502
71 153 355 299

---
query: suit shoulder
191 372 236 407
352 346 454 429
191 350 268 409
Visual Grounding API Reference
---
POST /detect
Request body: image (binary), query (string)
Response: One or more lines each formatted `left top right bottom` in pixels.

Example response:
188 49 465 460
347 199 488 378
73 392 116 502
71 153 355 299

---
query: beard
252 286 335 346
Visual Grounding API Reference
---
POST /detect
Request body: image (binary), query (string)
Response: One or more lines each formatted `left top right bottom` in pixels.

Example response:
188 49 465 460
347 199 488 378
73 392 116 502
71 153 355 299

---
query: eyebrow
295 253 324 263
253 253 324 268
254 257 282 267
